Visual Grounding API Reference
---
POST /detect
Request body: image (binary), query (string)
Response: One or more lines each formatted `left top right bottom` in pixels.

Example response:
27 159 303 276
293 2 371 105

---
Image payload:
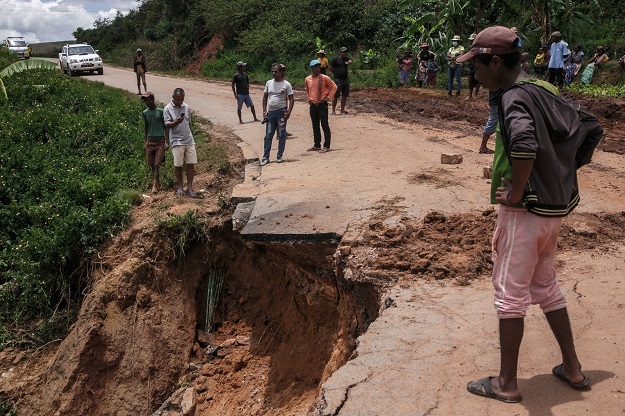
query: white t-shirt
264 79 293 111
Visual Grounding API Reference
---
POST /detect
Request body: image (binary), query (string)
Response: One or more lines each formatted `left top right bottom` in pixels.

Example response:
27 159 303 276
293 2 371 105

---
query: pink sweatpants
491 205 567 318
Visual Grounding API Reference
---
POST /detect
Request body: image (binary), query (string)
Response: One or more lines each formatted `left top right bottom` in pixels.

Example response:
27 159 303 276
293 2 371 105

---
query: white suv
3 37 30 59
59 43 104 76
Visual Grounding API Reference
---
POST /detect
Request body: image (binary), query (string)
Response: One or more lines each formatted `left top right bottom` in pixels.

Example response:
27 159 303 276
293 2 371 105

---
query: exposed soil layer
349 87 625 155
340 209 625 291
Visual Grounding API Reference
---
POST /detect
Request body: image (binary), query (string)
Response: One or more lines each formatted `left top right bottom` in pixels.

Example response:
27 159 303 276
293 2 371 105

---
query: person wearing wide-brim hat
418 42 436 65
446 35 465 96
399 49 414 86
317 50 329 74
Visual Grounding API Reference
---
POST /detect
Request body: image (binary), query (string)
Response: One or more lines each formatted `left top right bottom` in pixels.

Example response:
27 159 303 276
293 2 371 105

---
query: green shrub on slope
0 70 145 340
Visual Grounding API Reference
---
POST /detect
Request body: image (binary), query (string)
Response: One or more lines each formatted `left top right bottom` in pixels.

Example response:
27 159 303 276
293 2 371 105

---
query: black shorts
334 78 350 98
468 72 479 89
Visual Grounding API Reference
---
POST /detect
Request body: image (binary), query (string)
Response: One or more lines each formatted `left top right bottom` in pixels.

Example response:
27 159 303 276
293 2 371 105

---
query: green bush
0 69 150 346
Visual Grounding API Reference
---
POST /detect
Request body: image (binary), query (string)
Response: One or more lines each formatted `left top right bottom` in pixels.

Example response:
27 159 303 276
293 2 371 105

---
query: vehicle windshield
8 40 27 47
68 46 95 55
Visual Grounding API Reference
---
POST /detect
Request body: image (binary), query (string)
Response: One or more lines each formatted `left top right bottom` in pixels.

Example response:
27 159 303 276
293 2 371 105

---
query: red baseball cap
456 26 520 63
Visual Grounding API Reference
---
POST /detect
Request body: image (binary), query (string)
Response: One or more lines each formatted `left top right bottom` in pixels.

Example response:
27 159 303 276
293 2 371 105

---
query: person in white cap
548 31 569 88
133 48 147 95
446 35 465 96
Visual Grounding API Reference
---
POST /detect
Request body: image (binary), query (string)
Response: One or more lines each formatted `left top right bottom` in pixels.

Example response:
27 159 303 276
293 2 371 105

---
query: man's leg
455 66 462 94
556 69 564 88
250 106 259 121
276 117 287 160
331 80 340 115
340 96 348 114
548 68 556 85
447 67 453 95
136 74 141 94
479 132 493 153
237 109 243 124
496 317 524 396
310 104 322 148
545 308 586 384
319 103 331 149
263 112 278 161
175 166 184 192
186 163 195 193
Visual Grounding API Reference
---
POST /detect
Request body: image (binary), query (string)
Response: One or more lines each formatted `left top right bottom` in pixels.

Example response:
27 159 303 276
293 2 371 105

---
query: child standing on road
141 92 166 193
425 57 439 88
458 26 593 404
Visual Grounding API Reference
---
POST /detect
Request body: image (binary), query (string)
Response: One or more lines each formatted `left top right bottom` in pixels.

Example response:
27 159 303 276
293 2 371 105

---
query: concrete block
441 153 463 164
483 165 492 179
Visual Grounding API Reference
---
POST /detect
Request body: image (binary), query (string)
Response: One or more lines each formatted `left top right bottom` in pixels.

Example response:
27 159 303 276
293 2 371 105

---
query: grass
158 210 210 264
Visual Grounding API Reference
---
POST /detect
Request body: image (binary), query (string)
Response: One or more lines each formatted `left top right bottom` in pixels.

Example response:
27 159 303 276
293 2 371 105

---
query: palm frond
0 59 57 79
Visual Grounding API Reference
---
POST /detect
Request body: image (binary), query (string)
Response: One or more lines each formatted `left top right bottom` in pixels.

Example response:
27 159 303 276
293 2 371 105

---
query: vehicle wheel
97 68 103 75
60 64 66 74
69 67 76 77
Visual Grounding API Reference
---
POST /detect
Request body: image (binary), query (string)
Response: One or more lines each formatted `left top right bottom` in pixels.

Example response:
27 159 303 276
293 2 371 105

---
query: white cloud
1 0 140 43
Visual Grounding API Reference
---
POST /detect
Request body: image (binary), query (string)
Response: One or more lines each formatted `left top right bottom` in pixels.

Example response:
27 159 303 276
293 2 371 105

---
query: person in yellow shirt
533 45 549 79
588 46 609 65
317 50 329 75
305 60 338 153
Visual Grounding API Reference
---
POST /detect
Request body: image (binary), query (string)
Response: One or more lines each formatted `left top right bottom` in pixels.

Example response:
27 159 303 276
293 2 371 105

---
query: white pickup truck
59 43 104 76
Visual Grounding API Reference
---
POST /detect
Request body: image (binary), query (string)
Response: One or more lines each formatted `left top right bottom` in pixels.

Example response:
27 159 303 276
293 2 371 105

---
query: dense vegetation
0 57 147 348
74 0 625 84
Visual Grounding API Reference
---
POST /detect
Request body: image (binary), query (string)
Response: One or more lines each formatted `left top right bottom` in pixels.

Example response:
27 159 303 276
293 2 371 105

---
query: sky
1 0 140 43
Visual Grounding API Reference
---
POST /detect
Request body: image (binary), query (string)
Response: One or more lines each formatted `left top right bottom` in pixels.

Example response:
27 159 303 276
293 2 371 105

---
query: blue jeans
447 65 462 92
263 108 287 160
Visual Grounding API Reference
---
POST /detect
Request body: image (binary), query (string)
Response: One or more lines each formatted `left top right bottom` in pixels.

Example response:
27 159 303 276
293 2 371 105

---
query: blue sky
1 0 140 43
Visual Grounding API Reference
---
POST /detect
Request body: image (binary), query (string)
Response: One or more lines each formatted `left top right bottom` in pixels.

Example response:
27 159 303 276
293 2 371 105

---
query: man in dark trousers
305 59 337 153
133 49 147 95
457 26 591 404
329 47 352 115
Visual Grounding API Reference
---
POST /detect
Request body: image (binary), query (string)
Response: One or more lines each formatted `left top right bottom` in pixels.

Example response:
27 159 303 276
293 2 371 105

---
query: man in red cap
457 26 590 403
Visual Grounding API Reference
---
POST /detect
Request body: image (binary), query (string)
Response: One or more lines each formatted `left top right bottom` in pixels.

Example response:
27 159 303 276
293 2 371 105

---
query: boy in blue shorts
232 61 259 124
457 26 591 404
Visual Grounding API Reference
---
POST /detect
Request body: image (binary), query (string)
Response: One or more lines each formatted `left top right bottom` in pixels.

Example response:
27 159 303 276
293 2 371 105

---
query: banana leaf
0 59 57 102
0 59 57 78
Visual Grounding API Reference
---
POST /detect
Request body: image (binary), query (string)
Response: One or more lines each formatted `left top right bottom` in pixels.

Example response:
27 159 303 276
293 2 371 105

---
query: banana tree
500 0 599 44
0 59 57 104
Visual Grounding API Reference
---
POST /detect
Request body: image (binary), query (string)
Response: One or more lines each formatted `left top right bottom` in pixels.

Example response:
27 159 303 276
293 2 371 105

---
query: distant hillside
30 40 75 57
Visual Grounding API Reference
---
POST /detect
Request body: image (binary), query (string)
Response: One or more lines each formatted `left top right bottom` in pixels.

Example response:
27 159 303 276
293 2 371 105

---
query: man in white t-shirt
261 63 294 165
164 88 198 197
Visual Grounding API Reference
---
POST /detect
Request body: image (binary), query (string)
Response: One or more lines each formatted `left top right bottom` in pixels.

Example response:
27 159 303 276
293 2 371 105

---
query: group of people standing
396 43 439 88
140 88 197 198
532 32 610 87
231 48 353 166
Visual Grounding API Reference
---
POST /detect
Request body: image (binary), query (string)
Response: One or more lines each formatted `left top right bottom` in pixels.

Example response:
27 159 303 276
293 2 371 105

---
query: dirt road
46 63 625 414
